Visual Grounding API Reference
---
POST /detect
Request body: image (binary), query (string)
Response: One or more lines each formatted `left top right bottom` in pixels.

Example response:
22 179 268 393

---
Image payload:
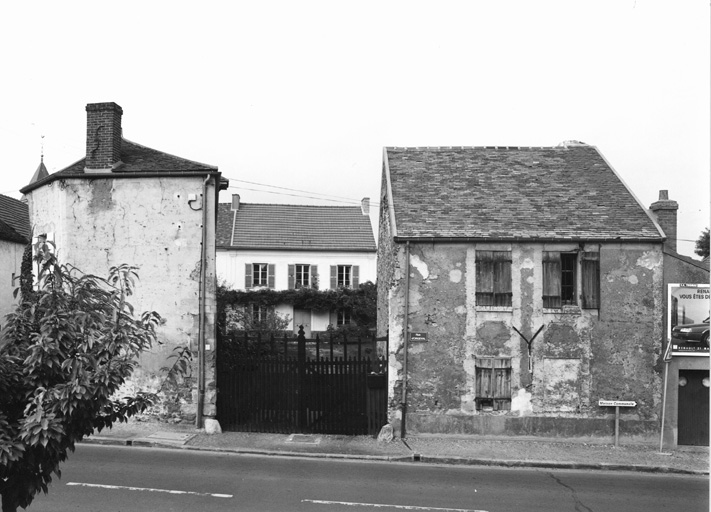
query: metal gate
216 329 388 436
677 369 709 446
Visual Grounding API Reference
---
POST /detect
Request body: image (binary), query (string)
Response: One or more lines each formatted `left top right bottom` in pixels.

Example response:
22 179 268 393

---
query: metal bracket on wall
512 325 545 373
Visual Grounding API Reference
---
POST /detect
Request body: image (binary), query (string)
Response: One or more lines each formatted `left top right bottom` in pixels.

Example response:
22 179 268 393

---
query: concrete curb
79 437 708 475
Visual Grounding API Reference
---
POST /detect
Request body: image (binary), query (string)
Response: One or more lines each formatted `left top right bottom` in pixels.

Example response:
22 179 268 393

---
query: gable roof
0 194 30 243
217 203 376 252
21 138 218 194
384 145 664 242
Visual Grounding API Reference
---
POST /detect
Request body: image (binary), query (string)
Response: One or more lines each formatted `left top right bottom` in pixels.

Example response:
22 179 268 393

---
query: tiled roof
217 203 377 252
0 194 30 243
22 139 217 193
54 139 216 175
385 145 663 241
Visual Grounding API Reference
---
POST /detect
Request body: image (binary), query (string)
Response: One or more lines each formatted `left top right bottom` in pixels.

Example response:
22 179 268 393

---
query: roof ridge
122 138 217 170
385 145 580 150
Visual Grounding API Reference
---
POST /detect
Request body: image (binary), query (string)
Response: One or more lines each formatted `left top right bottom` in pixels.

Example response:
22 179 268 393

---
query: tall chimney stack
361 197 370 216
650 190 679 252
85 102 123 171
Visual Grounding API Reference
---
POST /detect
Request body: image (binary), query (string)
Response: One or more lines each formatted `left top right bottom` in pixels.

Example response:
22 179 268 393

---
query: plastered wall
26 176 219 423
385 240 665 438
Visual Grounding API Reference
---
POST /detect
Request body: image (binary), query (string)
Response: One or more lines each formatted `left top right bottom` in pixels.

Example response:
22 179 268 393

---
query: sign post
598 400 637 447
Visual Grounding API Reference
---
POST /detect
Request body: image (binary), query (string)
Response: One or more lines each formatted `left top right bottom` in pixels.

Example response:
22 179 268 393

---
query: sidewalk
83 419 709 475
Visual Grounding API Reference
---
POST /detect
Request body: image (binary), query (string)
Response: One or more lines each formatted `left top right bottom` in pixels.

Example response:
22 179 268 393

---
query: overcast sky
1 1 708 256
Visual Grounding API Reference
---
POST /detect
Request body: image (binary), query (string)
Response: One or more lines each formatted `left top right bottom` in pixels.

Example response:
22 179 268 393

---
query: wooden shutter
352 265 360 287
476 251 494 306
581 252 600 309
493 252 512 307
267 264 275 289
288 264 295 289
330 266 337 289
475 358 493 397
245 263 253 289
310 265 318 289
543 252 561 308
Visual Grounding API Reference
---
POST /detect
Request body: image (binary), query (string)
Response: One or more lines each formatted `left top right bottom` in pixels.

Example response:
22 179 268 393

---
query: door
293 309 312 338
677 370 709 446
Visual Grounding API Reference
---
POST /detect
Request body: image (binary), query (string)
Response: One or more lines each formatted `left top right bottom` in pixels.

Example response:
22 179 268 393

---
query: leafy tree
694 228 710 259
0 249 161 512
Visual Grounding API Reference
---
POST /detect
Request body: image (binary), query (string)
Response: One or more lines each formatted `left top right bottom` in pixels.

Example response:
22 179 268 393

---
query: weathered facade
20 102 228 426
378 144 671 440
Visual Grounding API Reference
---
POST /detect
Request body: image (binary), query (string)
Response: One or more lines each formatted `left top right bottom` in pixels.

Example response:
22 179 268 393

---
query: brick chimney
650 190 679 252
361 197 370 216
85 102 123 171
231 194 241 211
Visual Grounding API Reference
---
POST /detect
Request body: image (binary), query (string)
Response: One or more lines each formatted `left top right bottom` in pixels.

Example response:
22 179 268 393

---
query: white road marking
302 500 487 512
66 482 232 498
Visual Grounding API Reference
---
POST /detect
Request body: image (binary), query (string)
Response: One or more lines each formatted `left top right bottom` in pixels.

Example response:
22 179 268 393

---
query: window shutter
288 264 295 289
330 266 337 289
310 265 318 289
581 252 600 309
493 252 512 307
267 264 275 288
476 251 494 306
475 358 493 397
352 265 359 287
543 252 561 308
245 263 253 289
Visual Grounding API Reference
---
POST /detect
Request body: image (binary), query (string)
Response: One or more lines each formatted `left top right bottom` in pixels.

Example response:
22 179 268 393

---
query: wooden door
293 309 312 337
677 370 709 446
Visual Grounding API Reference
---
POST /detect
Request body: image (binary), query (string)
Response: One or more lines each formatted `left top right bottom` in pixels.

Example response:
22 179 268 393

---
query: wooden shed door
293 309 312 338
677 370 709 446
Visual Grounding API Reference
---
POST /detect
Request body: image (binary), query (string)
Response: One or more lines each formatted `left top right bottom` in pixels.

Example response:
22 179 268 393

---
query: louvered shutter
245 263 253 289
352 265 359 287
267 264 275 289
330 266 337 289
493 252 512 307
581 252 600 309
476 251 494 306
288 264 295 289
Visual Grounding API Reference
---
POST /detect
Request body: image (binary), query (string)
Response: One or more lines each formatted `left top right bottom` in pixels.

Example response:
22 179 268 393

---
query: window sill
475 306 513 313
544 306 581 315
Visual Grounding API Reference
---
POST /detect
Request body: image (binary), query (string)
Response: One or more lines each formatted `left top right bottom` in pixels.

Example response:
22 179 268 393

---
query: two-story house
216 195 377 337
377 143 678 441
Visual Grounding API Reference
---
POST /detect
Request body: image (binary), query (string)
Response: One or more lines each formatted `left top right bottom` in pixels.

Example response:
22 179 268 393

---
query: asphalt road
27 445 708 512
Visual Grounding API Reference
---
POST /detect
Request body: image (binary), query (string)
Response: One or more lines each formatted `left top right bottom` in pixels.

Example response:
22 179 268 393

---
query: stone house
0 194 30 325
19 102 228 426
216 195 377 337
377 143 677 440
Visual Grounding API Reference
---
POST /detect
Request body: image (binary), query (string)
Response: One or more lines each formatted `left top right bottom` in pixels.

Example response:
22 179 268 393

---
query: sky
1 1 708 256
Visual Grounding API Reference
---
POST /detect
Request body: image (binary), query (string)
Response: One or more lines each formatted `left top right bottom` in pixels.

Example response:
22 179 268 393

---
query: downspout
196 175 210 429
400 241 411 439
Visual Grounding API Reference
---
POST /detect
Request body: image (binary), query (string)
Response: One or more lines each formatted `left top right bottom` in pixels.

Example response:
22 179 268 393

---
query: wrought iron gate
216 329 387 436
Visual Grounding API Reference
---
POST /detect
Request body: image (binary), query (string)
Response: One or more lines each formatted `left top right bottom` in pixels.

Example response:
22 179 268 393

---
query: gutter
393 236 665 244
400 241 410 439
196 175 210 429
20 170 224 195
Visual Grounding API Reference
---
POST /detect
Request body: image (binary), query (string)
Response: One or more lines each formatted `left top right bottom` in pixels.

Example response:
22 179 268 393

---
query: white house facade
216 196 377 336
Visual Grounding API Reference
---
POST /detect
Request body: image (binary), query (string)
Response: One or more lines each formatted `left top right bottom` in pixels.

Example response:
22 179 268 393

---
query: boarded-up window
475 251 512 307
475 357 512 411
543 252 576 307
581 252 600 309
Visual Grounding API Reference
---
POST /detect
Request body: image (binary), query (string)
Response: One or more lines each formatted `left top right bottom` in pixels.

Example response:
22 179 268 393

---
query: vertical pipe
614 406 620 447
196 175 210 429
659 360 670 452
400 241 411 439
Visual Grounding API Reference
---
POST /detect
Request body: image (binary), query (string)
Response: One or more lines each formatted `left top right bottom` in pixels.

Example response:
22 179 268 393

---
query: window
475 251 512 307
252 303 267 324
337 309 351 326
288 264 317 289
475 357 511 411
245 263 275 289
330 265 359 289
543 251 599 309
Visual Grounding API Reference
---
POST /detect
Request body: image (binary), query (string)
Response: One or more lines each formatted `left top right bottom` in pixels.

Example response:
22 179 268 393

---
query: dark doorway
677 369 709 446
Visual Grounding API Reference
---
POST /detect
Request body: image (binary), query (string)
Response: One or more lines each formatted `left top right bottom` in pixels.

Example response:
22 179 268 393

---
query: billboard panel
668 284 710 357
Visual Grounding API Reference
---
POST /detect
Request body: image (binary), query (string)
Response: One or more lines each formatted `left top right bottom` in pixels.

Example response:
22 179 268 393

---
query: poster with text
668 284 710 357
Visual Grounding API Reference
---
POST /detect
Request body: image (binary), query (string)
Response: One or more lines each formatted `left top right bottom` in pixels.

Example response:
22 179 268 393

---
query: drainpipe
401 241 411 439
196 175 210 429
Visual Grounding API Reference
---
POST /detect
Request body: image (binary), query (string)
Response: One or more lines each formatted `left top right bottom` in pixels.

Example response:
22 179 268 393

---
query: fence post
297 325 307 431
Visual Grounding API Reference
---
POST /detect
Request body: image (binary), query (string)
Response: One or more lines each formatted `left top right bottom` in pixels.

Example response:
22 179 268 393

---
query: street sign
598 400 636 407
409 332 428 342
